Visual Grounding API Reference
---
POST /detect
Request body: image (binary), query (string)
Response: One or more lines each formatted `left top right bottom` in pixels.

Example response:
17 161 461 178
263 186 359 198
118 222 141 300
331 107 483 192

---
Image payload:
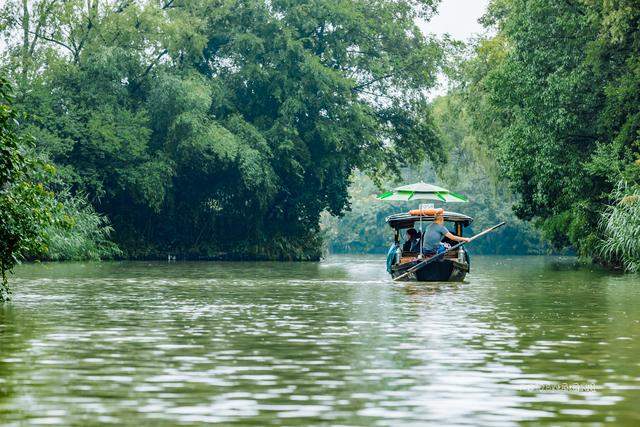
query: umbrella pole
419 214 422 256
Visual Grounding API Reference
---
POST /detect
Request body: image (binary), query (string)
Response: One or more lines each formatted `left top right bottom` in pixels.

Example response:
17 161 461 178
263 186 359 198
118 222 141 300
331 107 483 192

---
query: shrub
42 190 121 261
599 183 640 272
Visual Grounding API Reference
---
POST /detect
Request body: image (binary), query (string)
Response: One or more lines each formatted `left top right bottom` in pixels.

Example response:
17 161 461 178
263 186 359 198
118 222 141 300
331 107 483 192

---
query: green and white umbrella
376 182 468 203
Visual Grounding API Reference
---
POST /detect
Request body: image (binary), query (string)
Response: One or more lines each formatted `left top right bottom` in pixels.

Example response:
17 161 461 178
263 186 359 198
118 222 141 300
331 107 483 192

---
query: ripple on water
2 256 640 425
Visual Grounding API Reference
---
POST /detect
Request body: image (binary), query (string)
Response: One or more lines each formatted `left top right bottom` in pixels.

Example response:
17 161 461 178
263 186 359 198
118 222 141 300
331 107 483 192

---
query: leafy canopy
1 0 446 259
461 0 640 263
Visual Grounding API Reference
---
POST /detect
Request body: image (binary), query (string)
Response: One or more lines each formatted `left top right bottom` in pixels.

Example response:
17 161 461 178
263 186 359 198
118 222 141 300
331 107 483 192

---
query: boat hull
391 258 469 282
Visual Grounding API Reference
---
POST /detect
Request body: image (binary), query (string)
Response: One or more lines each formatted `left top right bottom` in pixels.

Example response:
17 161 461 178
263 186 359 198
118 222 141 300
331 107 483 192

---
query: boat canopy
386 211 473 229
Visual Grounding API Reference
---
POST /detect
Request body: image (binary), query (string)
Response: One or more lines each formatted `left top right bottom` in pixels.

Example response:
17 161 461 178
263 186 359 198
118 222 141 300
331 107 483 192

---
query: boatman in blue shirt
422 212 470 255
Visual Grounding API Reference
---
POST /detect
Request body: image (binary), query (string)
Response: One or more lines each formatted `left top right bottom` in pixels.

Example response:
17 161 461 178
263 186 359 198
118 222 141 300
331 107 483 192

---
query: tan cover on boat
408 208 444 216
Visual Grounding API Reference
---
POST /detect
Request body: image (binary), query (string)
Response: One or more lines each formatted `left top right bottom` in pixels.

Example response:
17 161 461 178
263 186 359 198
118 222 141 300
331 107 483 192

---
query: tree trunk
21 0 30 87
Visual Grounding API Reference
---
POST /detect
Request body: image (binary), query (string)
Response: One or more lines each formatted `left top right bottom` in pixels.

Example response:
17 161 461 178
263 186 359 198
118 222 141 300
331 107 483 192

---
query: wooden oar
392 221 507 281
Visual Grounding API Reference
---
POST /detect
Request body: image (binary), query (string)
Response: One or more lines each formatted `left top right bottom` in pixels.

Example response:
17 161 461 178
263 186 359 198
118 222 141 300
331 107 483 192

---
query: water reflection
1 256 639 425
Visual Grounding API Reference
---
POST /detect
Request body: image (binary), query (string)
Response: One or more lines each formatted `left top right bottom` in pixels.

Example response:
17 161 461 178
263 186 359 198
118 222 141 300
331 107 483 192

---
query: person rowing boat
422 211 470 255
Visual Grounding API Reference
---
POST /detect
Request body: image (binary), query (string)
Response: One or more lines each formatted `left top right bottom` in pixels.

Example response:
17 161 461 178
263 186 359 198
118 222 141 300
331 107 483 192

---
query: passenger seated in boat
402 228 421 252
422 212 470 255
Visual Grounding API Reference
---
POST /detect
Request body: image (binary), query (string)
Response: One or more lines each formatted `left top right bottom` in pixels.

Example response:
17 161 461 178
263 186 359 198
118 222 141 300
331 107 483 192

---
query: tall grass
42 191 121 261
599 182 640 272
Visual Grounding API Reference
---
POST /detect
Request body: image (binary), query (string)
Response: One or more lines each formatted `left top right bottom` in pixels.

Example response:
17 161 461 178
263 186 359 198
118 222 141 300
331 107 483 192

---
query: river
1 255 639 425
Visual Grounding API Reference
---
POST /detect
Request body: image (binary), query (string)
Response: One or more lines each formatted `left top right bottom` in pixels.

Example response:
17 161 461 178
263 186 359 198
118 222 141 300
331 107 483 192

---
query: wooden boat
386 211 473 282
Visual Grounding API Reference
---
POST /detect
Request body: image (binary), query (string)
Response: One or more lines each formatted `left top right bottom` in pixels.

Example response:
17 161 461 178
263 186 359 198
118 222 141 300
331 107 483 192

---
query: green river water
1 255 639 426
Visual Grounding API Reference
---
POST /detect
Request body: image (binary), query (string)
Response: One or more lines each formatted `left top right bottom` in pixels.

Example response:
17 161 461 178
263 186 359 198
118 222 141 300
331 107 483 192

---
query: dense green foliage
0 76 57 300
322 94 547 255
1 0 446 260
41 190 121 261
460 0 640 266
4 0 638 269
1 75 118 300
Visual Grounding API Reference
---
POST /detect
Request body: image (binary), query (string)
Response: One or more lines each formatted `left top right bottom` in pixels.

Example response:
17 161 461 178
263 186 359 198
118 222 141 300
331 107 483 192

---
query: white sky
421 0 491 96
423 0 491 41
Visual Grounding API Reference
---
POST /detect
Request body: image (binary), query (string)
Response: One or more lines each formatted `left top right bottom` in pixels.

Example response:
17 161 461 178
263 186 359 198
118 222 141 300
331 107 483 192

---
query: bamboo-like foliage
42 190 121 261
600 182 640 272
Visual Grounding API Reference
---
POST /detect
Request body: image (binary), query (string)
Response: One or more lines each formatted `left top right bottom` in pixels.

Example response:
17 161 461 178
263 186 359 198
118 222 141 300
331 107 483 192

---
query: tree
0 76 57 301
0 0 447 260
461 0 640 264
